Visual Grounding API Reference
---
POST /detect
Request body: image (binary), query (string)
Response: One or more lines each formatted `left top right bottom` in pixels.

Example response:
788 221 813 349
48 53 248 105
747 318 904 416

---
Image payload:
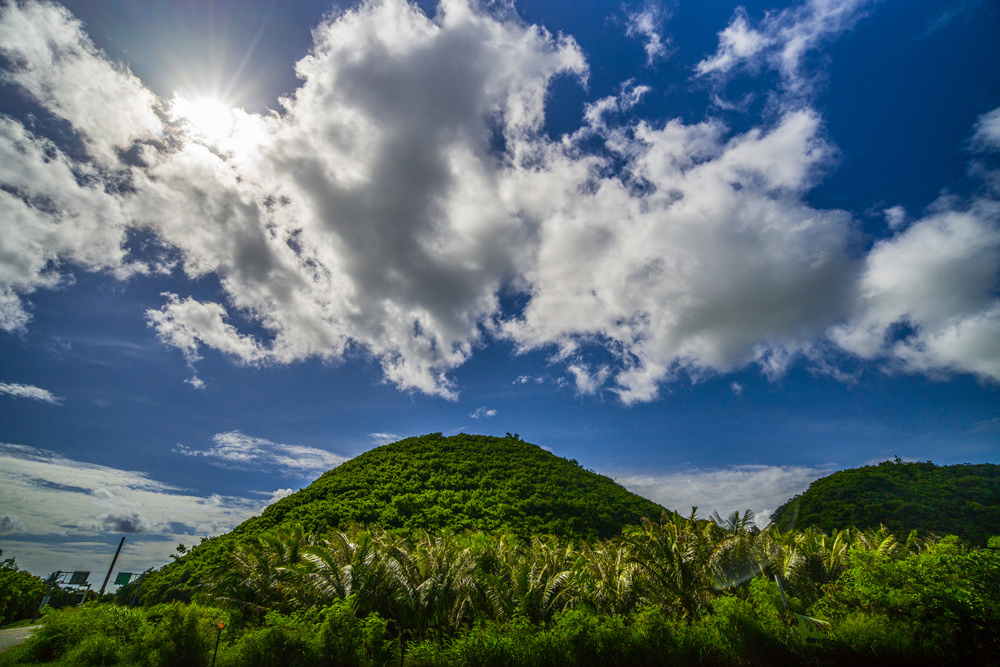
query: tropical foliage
4 520 998 665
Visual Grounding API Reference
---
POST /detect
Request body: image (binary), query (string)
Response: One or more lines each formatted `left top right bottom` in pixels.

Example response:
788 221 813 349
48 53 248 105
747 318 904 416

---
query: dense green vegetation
4 522 998 665
247 433 664 539
771 459 1000 544
0 551 47 626
139 433 666 603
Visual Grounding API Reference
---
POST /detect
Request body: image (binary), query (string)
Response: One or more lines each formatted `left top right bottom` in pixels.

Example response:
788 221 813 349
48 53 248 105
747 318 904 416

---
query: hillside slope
140 433 667 602
771 459 1000 544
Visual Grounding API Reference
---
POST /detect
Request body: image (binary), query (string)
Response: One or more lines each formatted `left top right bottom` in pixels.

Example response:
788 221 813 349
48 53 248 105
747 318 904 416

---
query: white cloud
625 5 669 66
131 0 587 398
0 118 141 331
505 108 858 402
0 382 63 404
618 463 836 527
971 106 1000 152
695 8 771 78
832 200 1000 380
0 0 996 405
369 432 401 446
0 0 160 165
0 443 266 576
469 406 497 419
883 205 907 231
175 431 347 476
696 0 874 94
266 488 295 504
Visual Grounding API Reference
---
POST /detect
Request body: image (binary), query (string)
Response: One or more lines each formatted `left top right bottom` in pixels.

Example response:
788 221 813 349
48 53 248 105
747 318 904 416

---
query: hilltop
771 459 1000 544
237 432 665 539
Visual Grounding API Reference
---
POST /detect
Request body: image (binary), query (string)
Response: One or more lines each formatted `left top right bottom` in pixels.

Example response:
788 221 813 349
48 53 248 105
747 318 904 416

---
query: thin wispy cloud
0 382 63 404
625 4 670 66
470 406 497 419
175 431 347 476
696 0 875 95
0 0 995 408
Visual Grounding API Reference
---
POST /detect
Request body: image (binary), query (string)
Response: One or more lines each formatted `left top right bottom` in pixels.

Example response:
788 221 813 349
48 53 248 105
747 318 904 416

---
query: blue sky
1 0 998 580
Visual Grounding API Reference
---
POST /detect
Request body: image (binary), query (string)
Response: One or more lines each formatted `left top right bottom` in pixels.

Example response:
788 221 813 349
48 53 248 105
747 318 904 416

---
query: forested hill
237 432 666 540
140 433 668 602
771 459 1000 544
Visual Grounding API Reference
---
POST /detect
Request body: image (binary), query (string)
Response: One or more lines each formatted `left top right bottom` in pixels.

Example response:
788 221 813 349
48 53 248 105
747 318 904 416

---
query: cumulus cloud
175 431 347 476
696 0 874 94
0 0 996 405
618 463 836 527
505 107 859 402
0 382 63 404
832 199 1000 380
469 406 497 419
0 118 140 331
0 0 161 165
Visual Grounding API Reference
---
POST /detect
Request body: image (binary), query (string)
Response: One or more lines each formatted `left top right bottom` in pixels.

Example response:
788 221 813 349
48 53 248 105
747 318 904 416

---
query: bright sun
171 95 236 143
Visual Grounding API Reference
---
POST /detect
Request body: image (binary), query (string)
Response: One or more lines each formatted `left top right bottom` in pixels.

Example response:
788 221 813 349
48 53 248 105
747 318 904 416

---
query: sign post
99 536 126 596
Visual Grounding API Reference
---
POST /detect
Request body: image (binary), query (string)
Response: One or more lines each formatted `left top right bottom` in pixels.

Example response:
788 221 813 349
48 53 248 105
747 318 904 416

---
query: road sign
69 571 90 585
114 572 133 586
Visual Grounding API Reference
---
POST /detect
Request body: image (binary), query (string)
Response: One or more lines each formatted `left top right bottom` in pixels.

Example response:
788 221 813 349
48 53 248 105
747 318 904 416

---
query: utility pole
99 536 126 596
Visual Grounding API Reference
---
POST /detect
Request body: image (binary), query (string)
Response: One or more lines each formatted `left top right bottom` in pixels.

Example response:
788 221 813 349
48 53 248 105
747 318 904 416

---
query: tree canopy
771 459 1000 544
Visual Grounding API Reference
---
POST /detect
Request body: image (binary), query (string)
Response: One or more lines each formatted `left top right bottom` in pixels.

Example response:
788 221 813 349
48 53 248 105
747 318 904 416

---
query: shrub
315 597 392 667
228 612 316 667
22 604 146 664
141 602 220 667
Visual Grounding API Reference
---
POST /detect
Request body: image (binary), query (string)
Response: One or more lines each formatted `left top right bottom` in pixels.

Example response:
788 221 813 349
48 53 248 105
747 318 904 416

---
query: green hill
140 433 667 602
771 459 1000 544
238 432 664 539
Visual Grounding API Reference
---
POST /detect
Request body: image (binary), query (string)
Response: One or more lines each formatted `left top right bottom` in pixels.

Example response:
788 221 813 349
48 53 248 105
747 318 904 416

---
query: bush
23 604 146 664
821 613 931 665
315 597 392 667
142 602 221 667
0 557 47 626
228 612 316 667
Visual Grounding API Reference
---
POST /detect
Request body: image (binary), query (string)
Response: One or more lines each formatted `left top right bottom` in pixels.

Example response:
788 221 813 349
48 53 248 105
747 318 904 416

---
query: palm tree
571 540 641 615
293 527 393 616
708 509 778 592
624 510 716 619
209 525 311 622
477 534 577 624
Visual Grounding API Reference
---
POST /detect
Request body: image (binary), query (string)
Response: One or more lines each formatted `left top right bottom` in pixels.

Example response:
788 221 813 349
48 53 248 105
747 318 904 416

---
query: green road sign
114 572 133 586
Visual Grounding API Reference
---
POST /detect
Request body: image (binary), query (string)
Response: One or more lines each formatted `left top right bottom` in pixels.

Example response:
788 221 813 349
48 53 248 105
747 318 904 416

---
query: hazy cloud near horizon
0 442 291 575
618 463 838 527
0 0 996 403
